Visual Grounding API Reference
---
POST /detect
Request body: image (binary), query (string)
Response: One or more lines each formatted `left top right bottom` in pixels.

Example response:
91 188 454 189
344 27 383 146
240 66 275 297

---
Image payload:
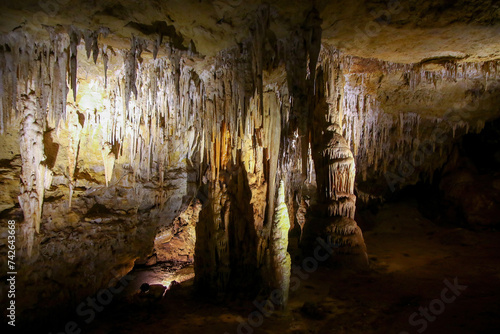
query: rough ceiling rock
1 0 499 62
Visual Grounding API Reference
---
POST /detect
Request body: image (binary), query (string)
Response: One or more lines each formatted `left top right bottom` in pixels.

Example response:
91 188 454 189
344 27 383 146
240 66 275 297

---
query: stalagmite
17 93 52 255
269 180 291 308
326 216 368 267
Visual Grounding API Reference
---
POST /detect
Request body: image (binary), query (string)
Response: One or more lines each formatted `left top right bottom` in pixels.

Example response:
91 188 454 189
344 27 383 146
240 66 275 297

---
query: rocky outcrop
150 199 201 264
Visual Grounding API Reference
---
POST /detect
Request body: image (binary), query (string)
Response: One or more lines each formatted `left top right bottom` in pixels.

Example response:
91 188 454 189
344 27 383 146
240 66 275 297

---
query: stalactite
0 26 109 134
69 26 82 102
330 49 500 183
124 36 146 113
49 30 69 124
66 105 83 207
103 48 109 89
328 194 356 219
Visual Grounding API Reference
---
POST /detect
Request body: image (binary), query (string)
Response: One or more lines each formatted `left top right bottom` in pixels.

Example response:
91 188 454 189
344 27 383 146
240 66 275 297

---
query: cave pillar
18 92 52 256
322 124 368 269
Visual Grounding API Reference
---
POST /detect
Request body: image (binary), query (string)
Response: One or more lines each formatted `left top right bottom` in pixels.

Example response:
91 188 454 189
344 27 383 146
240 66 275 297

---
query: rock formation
0 0 499 325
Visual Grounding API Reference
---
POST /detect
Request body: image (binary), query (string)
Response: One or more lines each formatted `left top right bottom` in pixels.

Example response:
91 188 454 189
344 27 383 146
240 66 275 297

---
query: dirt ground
49 198 500 334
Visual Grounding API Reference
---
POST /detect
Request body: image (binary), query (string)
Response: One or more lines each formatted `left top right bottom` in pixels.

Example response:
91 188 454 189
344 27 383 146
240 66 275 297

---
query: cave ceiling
1 0 499 63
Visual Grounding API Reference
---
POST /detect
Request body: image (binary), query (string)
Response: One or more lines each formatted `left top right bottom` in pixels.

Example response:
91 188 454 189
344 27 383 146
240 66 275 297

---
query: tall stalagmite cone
270 180 291 308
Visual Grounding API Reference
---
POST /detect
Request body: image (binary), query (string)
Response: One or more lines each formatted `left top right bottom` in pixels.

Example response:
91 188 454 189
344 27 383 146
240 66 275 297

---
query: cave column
305 49 368 269
18 92 52 256
322 124 368 269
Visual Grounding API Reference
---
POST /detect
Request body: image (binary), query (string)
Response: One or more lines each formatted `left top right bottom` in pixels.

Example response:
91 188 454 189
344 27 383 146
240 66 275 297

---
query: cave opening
1 1 500 333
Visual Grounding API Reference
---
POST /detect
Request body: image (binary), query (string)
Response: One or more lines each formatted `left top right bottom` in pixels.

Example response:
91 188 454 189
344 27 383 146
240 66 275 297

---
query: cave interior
1 0 500 333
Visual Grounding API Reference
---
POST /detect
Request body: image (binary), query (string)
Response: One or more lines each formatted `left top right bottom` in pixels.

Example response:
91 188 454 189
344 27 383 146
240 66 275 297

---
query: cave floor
81 199 500 334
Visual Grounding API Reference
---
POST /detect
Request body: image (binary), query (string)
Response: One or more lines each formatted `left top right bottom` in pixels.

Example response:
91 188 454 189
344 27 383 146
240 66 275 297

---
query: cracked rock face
0 0 499 325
